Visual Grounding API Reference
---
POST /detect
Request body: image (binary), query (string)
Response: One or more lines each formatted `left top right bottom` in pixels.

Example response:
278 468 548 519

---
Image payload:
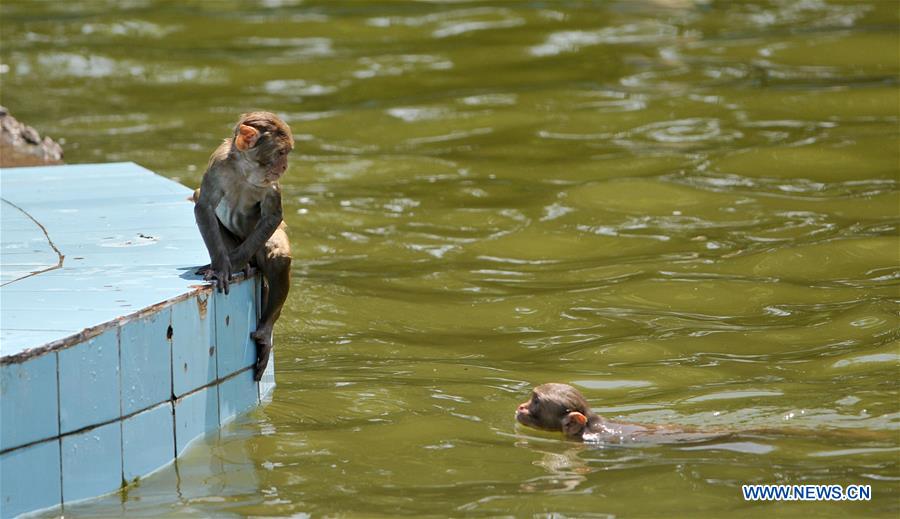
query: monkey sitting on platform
193 112 293 381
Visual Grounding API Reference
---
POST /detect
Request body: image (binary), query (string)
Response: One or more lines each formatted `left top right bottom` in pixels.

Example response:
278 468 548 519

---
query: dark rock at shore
0 106 64 167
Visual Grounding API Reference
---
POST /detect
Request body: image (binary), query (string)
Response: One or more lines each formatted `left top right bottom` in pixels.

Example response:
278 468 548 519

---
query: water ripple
531 22 679 57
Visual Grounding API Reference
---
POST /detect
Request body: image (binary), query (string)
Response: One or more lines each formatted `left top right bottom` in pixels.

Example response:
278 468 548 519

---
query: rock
0 106 64 167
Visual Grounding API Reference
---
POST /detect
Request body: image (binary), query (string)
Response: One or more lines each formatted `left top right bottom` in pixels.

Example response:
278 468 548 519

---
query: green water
2 0 899 516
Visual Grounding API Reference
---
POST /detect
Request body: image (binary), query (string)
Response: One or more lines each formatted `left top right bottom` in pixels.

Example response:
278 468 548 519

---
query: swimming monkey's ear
561 411 587 438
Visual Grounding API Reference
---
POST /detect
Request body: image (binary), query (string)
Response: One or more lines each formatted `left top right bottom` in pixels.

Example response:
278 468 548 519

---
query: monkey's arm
194 168 233 294
229 187 283 271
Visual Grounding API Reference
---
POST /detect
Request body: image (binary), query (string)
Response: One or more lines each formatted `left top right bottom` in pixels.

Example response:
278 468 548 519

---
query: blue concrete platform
0 163 275 518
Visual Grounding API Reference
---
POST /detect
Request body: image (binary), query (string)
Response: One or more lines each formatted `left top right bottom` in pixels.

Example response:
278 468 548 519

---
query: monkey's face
516 383 593 434
233 112 294 184
256 142 291 182
516 391 564 431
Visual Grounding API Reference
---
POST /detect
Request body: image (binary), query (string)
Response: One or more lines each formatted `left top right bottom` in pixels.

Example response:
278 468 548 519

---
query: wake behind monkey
193 112 294 381
515 383 891 444
515 383 711 443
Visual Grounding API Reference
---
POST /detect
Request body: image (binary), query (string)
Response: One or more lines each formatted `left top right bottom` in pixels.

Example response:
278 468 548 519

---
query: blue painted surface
0 439 61 518
0 200 58 285
58 329 120 434
121 310 172 415
0 162 207 357
0 353 58 450
219 370 260 425
215 278 258 379
171 293 216 397
259 350 276 402
174 385 220 456
122 402 174 482
0 163 275 518
61 421 122 504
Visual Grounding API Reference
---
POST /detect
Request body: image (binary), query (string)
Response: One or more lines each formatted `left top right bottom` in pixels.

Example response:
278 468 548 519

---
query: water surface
1 0 898 516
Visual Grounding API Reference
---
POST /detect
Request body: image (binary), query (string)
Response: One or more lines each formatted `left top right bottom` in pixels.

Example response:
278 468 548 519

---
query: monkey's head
232 111 294 184
516 383 596 439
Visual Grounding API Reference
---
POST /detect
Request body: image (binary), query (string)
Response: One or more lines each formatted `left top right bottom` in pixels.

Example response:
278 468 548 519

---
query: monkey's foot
251 328 273 381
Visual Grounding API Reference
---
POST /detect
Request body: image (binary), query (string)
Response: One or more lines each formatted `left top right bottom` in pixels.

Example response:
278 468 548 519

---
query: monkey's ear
235 124 260 151
561 411 587 437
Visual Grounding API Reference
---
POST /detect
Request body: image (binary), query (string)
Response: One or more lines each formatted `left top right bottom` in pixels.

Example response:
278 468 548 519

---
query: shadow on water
2 0 898 517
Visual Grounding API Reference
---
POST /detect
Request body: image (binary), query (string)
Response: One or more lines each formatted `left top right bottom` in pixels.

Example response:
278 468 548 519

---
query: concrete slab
0 163 275 518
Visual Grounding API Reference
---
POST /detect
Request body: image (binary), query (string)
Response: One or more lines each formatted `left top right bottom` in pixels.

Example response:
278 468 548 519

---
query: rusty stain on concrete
196 294 208 320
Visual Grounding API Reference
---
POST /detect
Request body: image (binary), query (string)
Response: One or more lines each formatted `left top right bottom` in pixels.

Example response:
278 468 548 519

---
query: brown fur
194 112 294 380
516 383 894 443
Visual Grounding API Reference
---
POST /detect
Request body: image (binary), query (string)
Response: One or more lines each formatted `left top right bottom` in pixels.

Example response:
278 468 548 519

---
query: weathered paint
0 162 207 360
0 439 61 518
171 293 216 397
174 384 220 456
259 348 276 402
0 353 58 451
0 163 275 518
122 402 175 482
58 329 120 434
120 310 173 415
219 369 260 425
215 278 259 379
61 421 123 505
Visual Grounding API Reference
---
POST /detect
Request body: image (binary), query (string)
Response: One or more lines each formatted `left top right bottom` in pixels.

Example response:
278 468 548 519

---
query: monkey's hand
204 257 233 295
228 251 253 278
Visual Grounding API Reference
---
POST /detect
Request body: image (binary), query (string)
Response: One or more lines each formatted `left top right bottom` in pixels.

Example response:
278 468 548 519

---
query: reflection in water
58 419 264 518
3 0 898 516
516 444 592 494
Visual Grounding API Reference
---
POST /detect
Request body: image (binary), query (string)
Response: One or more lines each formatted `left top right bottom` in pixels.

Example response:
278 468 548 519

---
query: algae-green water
2 1 898 517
